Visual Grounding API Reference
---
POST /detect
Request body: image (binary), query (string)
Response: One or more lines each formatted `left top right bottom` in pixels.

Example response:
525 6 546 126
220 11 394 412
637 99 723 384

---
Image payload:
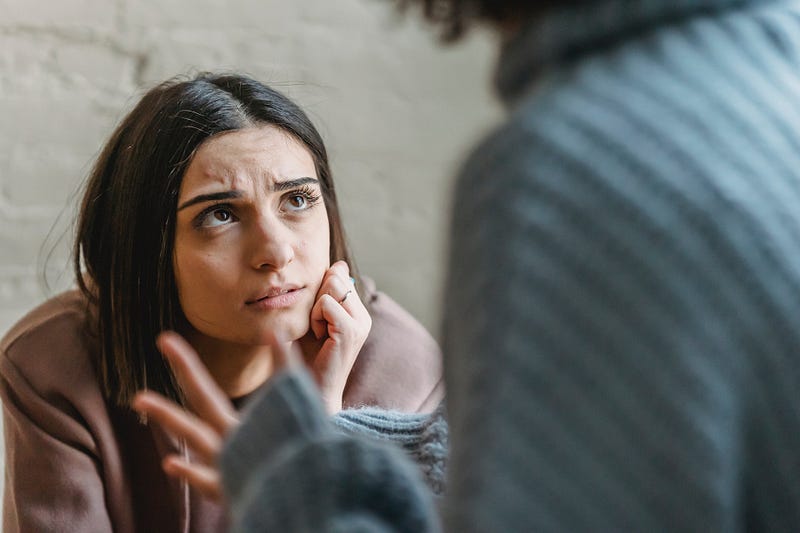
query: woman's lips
246 287 304 310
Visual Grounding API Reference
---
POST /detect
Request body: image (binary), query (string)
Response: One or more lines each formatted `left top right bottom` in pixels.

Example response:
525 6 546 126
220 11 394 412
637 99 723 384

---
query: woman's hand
132 332 241 502
305 260 372 414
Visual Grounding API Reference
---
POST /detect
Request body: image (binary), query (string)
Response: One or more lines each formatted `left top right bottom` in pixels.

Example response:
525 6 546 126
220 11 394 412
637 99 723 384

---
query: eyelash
285 185 322 211
193 203 236 229
191 186 322 229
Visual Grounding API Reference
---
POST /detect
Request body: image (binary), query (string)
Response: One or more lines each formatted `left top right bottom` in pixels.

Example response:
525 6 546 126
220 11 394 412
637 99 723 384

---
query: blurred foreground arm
134 332 441 532
221 369 441 532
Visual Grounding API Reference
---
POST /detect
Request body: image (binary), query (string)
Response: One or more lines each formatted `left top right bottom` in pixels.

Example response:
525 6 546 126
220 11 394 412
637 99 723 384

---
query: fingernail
349 277 355 284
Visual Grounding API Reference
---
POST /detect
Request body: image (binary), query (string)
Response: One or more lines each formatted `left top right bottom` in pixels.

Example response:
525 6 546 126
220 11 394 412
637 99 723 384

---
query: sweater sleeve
332 403 448 495
0 341 115 533
219 369 441 533
345 277 444 414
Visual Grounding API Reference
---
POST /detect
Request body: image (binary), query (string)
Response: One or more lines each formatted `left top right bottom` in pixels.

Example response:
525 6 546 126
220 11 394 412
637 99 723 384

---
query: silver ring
338 289 352 304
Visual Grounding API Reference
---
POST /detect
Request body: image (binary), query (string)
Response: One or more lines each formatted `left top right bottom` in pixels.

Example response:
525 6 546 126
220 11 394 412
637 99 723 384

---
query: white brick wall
0 0 501 513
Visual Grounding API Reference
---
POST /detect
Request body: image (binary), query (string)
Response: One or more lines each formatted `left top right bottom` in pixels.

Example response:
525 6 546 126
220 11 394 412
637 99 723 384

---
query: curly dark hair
395 0 564 41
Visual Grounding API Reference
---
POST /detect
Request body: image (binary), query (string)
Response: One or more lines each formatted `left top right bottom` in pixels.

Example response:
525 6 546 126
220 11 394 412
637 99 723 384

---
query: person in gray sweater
135 0 800 531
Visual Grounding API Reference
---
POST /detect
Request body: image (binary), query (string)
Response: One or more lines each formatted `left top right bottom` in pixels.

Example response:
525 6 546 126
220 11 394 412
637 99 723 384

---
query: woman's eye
199 207 236 227
283 187 321 212
286 194 308 211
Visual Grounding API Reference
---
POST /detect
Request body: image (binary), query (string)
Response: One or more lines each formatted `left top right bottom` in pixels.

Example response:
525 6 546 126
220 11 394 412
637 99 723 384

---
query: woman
0 73 444 533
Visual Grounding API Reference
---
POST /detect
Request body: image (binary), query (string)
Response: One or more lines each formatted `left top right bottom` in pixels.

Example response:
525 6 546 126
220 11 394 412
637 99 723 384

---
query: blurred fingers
133 391 221 464
162 455 222 502
156 331 238 435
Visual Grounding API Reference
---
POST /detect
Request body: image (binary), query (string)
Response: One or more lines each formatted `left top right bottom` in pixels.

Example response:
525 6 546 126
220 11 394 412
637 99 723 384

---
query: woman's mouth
246 286 304 310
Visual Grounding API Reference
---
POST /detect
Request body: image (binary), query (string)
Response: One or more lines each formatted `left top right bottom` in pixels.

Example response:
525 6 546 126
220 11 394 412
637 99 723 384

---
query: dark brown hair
74 73 357 407
396 0 565 41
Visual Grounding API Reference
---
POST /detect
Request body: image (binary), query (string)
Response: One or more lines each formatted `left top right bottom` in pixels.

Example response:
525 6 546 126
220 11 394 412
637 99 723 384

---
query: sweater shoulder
347 277 443 413
0 290 99 397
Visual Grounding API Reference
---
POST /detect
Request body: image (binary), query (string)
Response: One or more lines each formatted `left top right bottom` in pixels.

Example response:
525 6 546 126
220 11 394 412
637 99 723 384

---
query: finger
334 283 360 314
317 262 352 303
157 331 238 435
162 455 222 502
315 261 350 297
317 293 355 338
310 274 350 338
310 293 327 339
319 273 352 310
323 271 351 303
316 296 371 372
310 269 336 339
133 391 222 464
328 276 369 327
310 296 360 414
346 289 372 327
328 260 350 280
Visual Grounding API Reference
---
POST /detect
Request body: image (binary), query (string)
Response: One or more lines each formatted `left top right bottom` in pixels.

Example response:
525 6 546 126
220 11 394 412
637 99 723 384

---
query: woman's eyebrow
178 177 318 211
178 190 244 211
272 176 318 191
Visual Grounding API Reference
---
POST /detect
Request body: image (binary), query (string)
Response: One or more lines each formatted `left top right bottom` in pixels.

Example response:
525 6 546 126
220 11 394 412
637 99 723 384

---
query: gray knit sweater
221 0 800 531
221 370 445 532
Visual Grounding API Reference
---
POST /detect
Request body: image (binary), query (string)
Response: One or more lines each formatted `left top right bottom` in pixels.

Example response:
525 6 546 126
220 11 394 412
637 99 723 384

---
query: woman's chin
253 316 311 345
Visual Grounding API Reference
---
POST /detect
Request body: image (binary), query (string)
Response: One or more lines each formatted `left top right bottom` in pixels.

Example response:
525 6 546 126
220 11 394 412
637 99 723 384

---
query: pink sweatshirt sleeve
1 356 114 533
0 294 133 533
343 277 445 413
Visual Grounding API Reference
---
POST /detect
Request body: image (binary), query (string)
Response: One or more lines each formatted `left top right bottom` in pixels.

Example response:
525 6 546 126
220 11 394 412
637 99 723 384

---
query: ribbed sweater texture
221 371 443 532
221 0 800 531
445 1 800 530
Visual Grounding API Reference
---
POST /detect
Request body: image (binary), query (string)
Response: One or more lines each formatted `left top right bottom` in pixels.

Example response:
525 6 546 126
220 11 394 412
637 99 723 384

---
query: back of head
395 0 582 41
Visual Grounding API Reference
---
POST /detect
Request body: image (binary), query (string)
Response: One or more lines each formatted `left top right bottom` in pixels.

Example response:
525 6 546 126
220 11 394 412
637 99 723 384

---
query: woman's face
173 125 330 349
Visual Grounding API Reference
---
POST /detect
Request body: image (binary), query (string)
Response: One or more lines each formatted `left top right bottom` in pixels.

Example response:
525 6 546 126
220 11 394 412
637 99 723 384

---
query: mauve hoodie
0 279 443 533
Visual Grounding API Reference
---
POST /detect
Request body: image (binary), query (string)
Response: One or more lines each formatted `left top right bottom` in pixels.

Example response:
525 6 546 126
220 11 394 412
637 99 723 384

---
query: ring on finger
339 289 352 304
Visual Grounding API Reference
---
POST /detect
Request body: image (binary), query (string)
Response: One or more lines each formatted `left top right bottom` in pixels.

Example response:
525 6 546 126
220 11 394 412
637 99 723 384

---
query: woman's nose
250 216 294 270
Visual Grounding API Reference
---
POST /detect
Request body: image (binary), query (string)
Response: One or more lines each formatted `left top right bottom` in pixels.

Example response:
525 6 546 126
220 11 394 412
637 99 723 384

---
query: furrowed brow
178 190 244 211
272 177 318 192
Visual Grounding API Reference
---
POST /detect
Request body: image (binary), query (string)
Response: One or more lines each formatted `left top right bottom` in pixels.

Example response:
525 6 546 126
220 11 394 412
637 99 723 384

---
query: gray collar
495 0 776 105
